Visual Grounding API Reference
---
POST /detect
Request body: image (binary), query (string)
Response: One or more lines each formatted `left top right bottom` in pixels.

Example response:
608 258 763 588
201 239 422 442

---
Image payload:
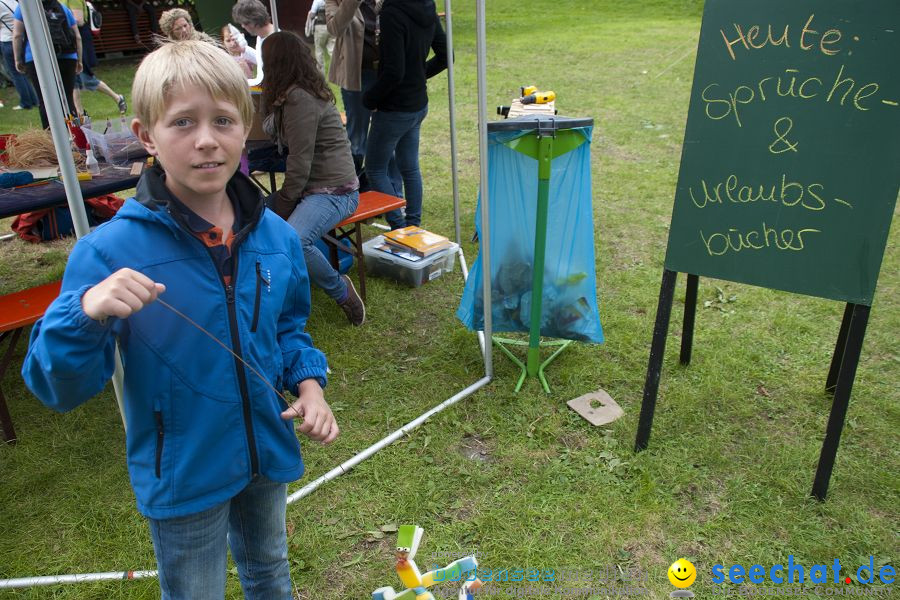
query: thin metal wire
154 297 300 419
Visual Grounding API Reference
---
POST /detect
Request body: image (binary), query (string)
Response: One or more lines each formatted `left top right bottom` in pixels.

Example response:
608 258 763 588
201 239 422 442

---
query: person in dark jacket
362 0 447 229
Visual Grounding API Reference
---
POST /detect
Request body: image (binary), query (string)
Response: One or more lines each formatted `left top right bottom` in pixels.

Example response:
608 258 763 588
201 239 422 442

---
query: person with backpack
0 0 38 110
12 0 82 128
60 0 127 118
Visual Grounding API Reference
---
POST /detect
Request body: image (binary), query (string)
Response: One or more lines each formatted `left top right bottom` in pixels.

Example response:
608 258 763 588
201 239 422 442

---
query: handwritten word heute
720 14 843 61
701 65 880 128
689 173 834 212
700 223 821 256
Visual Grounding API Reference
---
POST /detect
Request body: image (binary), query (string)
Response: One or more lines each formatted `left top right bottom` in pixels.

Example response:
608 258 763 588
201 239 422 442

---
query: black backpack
43 0 76 56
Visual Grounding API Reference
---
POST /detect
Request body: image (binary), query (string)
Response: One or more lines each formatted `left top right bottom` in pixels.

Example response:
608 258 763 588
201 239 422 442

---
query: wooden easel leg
635 269 678 452
825 303 854 395
811 303 870 501
680 274 699 366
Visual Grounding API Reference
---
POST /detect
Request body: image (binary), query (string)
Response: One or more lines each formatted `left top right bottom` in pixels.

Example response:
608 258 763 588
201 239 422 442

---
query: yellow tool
521 90 556 105
520 85 538 96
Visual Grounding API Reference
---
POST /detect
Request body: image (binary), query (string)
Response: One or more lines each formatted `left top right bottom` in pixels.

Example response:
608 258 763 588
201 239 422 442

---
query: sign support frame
634 270 872 501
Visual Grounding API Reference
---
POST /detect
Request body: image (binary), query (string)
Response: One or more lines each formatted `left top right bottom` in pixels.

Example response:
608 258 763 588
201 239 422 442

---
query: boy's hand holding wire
282 379 339 444
82 268 166 322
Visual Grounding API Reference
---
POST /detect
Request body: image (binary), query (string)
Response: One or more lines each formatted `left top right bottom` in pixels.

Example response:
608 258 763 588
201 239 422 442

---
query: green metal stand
493 336 573 393
489 119 588 393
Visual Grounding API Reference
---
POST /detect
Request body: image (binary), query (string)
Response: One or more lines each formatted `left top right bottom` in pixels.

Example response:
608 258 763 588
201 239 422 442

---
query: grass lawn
1 1 897 598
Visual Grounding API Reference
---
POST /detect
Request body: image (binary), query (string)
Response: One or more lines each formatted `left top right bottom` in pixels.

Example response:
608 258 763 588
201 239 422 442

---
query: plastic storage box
363 235 459 287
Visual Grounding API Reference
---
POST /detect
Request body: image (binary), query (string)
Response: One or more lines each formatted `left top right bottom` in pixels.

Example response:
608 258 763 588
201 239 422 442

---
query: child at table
22 40 337 599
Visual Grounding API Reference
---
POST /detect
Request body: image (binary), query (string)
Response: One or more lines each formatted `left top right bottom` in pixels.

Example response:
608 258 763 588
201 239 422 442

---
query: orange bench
323 190 405 302
0 280 62 444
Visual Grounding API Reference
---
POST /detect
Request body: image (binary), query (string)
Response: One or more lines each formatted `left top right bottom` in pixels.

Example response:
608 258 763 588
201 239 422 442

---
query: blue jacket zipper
166 208 260 476
251 261 270 334
225 258 260 476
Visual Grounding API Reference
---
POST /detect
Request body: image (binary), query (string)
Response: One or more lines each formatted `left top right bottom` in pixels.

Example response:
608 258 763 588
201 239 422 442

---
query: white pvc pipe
112 345 127 429
457 247 486 356
474 0 492 378
20 0 129 429
0 570 158 590
288 376 491 503
444 0 462 247
19 0 89 237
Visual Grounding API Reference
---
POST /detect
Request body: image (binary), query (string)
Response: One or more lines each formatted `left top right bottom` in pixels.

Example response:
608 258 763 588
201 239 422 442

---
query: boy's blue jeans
286 190 359 301
147 475 293 600
365 106 429 229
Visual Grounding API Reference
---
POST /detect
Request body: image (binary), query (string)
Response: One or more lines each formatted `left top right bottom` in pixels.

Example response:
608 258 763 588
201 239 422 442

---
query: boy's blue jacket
22 168 328 519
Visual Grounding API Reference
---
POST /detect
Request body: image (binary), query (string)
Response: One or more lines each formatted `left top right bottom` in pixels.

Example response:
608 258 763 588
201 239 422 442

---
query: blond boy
23 41 337 599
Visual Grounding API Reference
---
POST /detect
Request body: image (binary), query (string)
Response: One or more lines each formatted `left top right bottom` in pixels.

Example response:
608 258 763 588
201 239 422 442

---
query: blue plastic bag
457 122 604 344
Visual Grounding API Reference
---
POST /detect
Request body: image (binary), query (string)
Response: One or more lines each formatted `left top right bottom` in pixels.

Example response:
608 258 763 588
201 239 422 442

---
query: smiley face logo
668 558 696 588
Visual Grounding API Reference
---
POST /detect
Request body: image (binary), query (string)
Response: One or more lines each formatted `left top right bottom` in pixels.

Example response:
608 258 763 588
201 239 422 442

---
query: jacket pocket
251 260 270 333
154 410 164 479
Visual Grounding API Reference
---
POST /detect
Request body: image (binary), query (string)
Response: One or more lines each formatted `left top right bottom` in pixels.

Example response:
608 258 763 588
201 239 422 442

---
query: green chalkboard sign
665 0 899 305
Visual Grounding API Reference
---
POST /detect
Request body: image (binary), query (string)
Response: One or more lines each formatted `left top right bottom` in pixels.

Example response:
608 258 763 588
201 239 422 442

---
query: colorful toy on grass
372 525 481 600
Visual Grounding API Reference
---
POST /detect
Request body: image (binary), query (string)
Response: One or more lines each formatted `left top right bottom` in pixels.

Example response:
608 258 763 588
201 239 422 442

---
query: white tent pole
20 0 128 429
19 0 89 237
458 249 486 356
444 0 461 247
475 0 492 377
445 2 485 354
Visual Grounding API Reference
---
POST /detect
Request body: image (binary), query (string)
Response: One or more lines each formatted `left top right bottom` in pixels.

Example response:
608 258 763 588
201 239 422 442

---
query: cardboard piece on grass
567 389 622 426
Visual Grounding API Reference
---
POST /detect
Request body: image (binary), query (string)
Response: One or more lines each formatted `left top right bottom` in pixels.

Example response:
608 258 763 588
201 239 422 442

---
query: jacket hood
127 165 265 239
382 0 437 28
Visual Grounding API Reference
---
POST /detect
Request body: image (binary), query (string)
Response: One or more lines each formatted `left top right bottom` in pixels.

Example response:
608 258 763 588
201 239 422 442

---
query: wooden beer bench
323 190 405 302
0 280 62 444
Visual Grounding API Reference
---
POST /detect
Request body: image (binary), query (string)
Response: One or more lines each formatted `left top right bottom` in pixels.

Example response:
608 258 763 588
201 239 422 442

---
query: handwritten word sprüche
688 174 852 212
701 65 880 127
720 14 843 61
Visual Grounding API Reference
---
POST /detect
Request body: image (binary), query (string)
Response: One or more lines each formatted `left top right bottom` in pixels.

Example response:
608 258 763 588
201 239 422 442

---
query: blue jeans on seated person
285 190 359 302
147 475 293 600
365 106 429 229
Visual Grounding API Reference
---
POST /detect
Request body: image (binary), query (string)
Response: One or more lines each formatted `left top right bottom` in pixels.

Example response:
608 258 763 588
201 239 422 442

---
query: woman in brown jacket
326 0 399 194
262 31 365 326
